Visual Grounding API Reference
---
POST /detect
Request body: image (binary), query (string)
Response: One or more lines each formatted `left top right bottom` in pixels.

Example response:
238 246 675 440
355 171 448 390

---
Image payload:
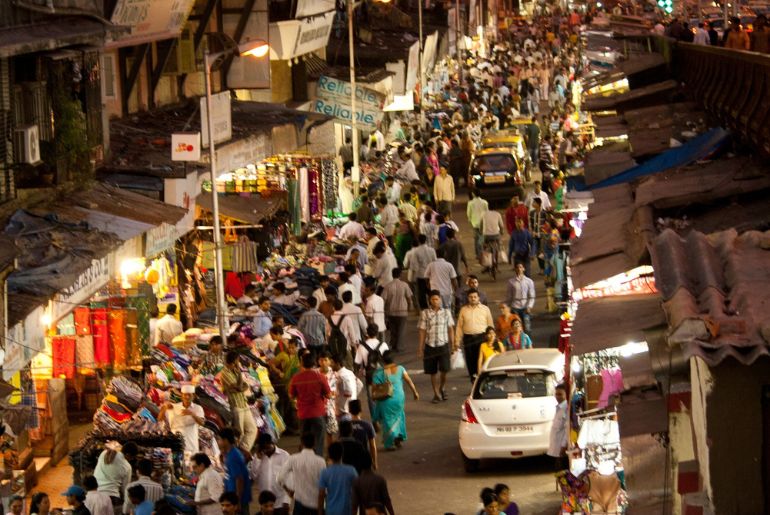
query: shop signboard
52 256 112 322
200 92 232 147
293 11 336 57
145 223 178 257
171 133 201 161
313 76 385 129
109 0 195 47
295 0 335 18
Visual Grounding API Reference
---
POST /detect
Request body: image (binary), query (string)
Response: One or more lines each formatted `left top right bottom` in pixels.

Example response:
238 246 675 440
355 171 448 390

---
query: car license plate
496 425 533 433
485 175 505 184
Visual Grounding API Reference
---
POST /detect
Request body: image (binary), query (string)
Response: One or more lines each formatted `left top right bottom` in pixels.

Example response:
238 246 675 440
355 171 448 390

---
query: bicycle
482 236 501 280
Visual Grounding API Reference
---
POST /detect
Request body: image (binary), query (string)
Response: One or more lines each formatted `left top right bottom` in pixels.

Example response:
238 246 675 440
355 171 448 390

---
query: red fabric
225 272 246 300
505 204 529 233
52 336 76 379
74 307 92 335
109 309 127 369
92 308 111 365
289 369 331 420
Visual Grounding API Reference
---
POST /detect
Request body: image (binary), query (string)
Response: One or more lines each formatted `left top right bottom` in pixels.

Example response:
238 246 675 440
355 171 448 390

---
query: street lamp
203 35 269 338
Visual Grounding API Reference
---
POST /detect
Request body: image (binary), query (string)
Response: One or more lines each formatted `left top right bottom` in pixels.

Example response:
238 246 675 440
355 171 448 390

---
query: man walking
505 195 529 234
455 289 493 381
318 442 358 515
506 262 536 332
217 428 252 515
418 291 456 403
289 352 332 456
250 433 290 515
509 217 534 276
529 197 547 273
351 454 395 515
380 268 413 352
526 115 540 164
424 250 458 309
466 189 489 259
403 234 437 309
438 228 469 287
433 166 455 216
277 433 326 515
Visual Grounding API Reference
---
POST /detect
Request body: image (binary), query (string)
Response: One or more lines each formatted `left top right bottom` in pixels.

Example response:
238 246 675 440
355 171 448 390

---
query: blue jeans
513 308 532 333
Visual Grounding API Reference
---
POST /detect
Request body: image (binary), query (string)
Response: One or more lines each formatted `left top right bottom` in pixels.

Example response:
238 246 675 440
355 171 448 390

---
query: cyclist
479 207 506 278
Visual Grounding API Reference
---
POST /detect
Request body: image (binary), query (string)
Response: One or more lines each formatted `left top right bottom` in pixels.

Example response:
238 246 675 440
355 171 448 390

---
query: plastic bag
451 348 465 370
498 249 509 264
480 251 493 268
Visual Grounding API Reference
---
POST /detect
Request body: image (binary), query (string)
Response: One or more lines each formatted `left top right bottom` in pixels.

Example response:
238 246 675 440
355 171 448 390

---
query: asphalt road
372 190 562 515
280 189 563 514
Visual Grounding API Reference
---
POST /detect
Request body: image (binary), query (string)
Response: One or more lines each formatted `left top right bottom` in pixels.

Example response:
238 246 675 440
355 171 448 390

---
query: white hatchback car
459 349 565 472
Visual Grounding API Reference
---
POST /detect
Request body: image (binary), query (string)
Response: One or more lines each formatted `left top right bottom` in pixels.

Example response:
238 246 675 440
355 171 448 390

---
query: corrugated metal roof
0 17 121 58
651 228 770 366
584 80 678 112
571 293 666 355
196 192 287 225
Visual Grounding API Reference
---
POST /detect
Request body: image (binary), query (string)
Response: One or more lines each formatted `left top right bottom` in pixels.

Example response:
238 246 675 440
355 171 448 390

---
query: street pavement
282 187 563 514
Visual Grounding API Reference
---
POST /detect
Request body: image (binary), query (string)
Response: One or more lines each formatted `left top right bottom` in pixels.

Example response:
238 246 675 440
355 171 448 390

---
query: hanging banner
313 75 385 129
109 0 195 47
422 31 439 75
200 92 232 147
145 223 178 257
293 11 336 57
52 256 112 322
405 41 420 94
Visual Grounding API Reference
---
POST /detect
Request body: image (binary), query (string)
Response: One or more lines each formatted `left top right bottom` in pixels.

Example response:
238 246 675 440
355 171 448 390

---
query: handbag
480 250 493 268
498 249 509 264
371 380 394 401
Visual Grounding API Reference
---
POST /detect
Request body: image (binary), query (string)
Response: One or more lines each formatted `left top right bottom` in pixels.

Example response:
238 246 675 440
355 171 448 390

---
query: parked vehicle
459 349 565 472
469 147 524 203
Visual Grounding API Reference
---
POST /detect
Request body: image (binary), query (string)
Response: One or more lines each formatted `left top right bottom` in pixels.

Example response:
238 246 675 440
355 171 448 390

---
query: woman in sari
372 351 419 450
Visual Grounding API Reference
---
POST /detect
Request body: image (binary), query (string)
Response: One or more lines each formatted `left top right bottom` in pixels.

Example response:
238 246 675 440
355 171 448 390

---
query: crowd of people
654 14 770 52
14 6 592 515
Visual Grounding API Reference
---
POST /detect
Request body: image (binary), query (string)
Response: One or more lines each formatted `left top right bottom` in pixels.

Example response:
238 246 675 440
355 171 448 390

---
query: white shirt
155 314 183 344
85 490 113 515
123 476 164 515
467 197 489 229
350 273 364 303
312 287 327 305
694 27 710 45
480 210 505 237
364 294 386 333
249 447 291 507
404 244 437 279
355 338 389 367
167 402 204 454
94 450 131 498
335 366 359 413
277 449 326 509
433 174 455 202
273 291 301 306
332 310 363 347
547 400 569 457
379 204 400 236
373 130 386 151
339 220 365 241
195 467 224 515
339 303 368 336
339 282 362 306
385 183 402 204
525 190 552 210
396 159 419 183
373 249 398 286
424 258 458 295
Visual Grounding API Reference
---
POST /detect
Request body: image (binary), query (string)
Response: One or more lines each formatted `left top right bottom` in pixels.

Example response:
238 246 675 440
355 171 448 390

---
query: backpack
359 340 384 371
328 315 348 359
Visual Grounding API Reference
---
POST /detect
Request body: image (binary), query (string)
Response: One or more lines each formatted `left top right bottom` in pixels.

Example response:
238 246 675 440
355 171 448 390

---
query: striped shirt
123 476 163 515
220 367 249 409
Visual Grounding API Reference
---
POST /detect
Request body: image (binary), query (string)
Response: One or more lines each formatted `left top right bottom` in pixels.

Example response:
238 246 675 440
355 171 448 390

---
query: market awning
4 182 189 326
586 127 730 190
196 193 287 225
0 16 126 58
571 294 666 355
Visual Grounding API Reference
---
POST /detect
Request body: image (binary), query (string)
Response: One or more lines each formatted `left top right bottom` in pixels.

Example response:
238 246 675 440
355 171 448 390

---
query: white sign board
145 223 178 257
405 41 420 93
422 31 439 74
200 92 233 147
110 0 195 46
295 0 335 18
171 132 201 161
293 11 335 57
52 256 112 322
313 75 385 129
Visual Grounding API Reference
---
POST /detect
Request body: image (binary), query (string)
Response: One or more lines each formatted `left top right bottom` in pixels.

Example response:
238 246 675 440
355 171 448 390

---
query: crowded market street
3 0 770 514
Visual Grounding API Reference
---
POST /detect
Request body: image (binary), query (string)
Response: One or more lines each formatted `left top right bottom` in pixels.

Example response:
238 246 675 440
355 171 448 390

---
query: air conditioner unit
13 125 41 165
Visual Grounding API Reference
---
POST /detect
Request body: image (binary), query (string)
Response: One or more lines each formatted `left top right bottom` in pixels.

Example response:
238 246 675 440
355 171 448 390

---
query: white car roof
484 349 564 373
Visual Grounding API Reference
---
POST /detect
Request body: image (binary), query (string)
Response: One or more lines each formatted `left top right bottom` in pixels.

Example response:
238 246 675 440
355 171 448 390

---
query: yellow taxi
481 128 533 181
469 146 524 203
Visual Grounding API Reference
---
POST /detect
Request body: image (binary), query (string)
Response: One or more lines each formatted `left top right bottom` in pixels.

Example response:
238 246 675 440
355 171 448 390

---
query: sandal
431 396 441 404
441 389 448 401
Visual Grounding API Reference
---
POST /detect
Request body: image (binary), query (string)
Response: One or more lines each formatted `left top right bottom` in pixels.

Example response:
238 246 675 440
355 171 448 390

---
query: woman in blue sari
372 351 420 450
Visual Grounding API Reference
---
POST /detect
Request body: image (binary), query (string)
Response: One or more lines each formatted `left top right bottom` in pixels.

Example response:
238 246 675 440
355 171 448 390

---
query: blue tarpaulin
584 128 730 190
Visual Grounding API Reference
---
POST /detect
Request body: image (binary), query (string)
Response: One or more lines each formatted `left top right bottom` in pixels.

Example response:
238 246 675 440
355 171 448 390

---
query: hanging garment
74 306 92 336
109 309 128 369
598 368 624 409
57 313 76 336
52 336 76 379
76 335 95 372
231 237 258 273
92 308 111 366
126 295 151 356
126 309 141 367
585 374 603 410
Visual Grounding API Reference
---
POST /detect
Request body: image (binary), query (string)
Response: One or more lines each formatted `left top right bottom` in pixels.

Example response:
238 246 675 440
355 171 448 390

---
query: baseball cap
62 485 86 499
